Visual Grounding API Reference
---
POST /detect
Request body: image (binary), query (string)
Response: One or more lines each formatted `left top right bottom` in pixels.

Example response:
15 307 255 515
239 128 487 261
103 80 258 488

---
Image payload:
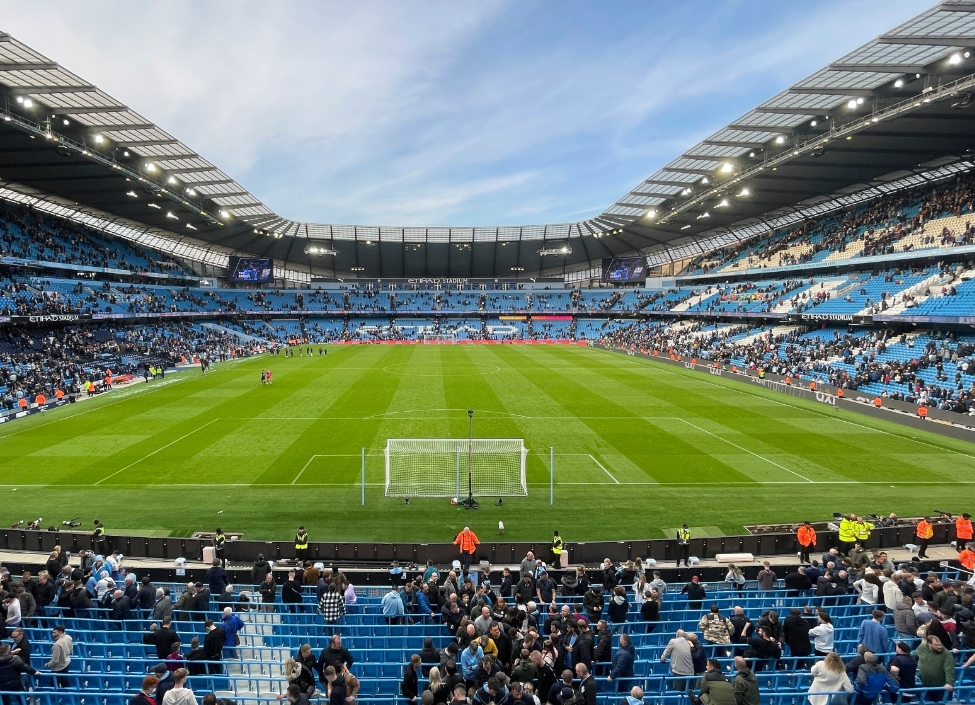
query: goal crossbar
384 438 528 497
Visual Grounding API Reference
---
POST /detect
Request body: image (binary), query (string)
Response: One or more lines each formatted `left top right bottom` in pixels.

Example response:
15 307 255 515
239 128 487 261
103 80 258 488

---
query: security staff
295 526 309 563
854 515 874 547
838 514 857 554
956 513 973 552
92 519 106 552
214 528 227 567
916 517 934 559
796 521 817 564
676 524 691 567
550 530 564 569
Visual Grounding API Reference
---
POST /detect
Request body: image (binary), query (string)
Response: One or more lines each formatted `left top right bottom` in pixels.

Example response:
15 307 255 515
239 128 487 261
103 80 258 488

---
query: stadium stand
2 554 973 704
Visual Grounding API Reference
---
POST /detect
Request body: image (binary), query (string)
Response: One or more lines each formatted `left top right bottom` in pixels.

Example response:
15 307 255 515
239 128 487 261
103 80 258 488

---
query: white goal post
384 438 528 497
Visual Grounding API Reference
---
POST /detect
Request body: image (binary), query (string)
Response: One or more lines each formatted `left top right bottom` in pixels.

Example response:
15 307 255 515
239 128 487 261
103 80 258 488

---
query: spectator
732 656 760 705
131 676 161 705
382 585 405 626
893 594 919 643
640 591 659 633
202 620 225 674
43 624 72 686
185 637 207 677
699 605 733 654
782 608 811 668
402 653 422 704
621 685 644 705
323 665 347 705
575 663 596 705
807 653 853 705
607 587 629 624
757 562 776 591
221 607 244 659
857 610 891 655
607 633 634 690
161 668 197 705
680 576 706 611
809 612 834 656
853 652 898 704
660 630 694 692
913 635 955 695
694 658 735 705
0 642 39 703
888 641 917 692
425 665 450 704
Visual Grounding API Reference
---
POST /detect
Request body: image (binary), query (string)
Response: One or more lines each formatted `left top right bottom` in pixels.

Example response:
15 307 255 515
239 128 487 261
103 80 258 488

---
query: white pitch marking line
292 455 320 485
94 418 222 485
588 454 620 484
674 417 814 483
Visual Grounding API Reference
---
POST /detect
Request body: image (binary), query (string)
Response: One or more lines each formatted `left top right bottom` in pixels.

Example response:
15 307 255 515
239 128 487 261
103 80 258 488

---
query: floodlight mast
462 409 478 510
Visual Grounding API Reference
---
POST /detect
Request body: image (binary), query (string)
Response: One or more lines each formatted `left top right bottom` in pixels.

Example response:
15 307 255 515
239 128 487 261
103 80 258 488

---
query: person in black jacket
251 554 271 585
783 568 812 597
134 577 156 615
401 654 422 703
0 643 39 700
34 572 57 616
592 620 612 670
743 626 781 671
282 570 303 613
190 585 211 620
317 635 354 686
203 619 225 674
600 560 618 592
185 637 208 677
143 619 179 660
640 591 659 633
680 577 706 611
781 608 811 668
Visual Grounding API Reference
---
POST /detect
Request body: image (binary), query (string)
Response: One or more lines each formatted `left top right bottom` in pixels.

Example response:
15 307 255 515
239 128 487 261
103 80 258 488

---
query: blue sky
1 0 934 226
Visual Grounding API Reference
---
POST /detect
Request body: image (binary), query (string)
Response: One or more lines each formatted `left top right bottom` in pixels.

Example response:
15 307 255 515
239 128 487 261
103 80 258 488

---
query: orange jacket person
916 517 934 559
956 513 973 552
796 521 817 564
959 547 975 572
454 526 479 572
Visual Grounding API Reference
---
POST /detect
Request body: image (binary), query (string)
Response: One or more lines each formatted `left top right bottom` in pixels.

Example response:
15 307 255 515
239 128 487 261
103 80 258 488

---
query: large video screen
228 257 273 283
601 256 647 283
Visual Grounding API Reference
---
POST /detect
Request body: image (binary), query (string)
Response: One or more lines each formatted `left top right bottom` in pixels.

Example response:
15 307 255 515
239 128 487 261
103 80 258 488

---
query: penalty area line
674 417 814 483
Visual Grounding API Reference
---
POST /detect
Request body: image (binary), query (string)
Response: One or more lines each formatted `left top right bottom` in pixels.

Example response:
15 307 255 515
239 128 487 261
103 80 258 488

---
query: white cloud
0 0 937 226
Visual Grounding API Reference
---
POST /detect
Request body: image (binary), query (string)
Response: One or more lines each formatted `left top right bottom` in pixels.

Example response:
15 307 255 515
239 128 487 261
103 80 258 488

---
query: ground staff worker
295 526 309 563
454 526 479 572
956 513 973 552
677 524 691 567
797 521 817 564
214 528 227 567
854 516 874 548
838 514 857 554
551 530 564 569
916 517 934 559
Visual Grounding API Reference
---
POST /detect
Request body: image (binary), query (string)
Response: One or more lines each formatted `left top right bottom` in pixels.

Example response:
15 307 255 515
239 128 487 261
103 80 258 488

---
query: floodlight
681 225 691 230
894 79 904 88
856 97 864 105
62 119 69 125
847 99 857 109
21 98 33 108
148 203 161 209
950 53 963 65
186 188 196 196
739 188 750 197
219 210 230 219
145 163 156 172
15 96 23 104
775 135 785 144
748 151 755 158
697 211 710 219
717 199 729 207
720 163 733 173
2 116 10 122
122 150 130 157
94 134 104 144
645 209 657 219
168 176 177 185
186 224 197 230
126 191 137 198
700 177 709 184
166 211 178 220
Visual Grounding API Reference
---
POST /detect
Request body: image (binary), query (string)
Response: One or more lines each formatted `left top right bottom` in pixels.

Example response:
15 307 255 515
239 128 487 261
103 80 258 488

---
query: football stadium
5 2 975 704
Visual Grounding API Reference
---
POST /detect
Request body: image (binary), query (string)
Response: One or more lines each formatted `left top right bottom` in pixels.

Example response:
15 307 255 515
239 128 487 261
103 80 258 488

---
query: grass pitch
3 344 975 543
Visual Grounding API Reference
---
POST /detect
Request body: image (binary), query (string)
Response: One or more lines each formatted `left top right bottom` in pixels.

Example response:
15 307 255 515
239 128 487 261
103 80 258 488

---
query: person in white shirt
807 653 853 705
809 612 834 656
882 572 904 611
4 595 22 628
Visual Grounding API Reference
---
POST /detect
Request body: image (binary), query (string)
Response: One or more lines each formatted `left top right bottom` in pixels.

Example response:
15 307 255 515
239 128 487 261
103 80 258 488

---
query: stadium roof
1 1 975 279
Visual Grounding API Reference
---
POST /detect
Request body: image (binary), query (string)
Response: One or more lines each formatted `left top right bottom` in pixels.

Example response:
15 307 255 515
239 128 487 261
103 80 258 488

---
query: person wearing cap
676 525 691 567
680 576 706 611
454 527 479 572
955 513 973 552
796 522 816 564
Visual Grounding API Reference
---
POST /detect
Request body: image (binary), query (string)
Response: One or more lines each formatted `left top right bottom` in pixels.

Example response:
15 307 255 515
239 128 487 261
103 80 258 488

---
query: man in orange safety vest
916 517 934 559
454 526 479 572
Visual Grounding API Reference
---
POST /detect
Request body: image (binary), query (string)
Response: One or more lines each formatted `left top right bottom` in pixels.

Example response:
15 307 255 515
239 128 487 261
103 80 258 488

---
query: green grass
4 344 975 543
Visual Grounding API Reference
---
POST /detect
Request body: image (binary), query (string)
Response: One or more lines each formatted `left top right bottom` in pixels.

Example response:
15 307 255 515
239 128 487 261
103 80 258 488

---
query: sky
0 0 935 227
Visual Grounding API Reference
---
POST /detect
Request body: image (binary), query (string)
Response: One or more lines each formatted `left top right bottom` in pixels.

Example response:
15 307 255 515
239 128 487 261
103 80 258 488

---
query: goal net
385 438 528 497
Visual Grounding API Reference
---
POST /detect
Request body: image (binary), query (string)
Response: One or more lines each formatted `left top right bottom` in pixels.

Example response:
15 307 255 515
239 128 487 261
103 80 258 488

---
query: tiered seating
8 570 972 705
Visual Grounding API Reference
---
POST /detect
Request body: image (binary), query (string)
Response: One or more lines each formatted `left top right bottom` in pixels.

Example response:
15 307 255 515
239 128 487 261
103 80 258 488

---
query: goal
421 333 456 344
384 438 528 497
